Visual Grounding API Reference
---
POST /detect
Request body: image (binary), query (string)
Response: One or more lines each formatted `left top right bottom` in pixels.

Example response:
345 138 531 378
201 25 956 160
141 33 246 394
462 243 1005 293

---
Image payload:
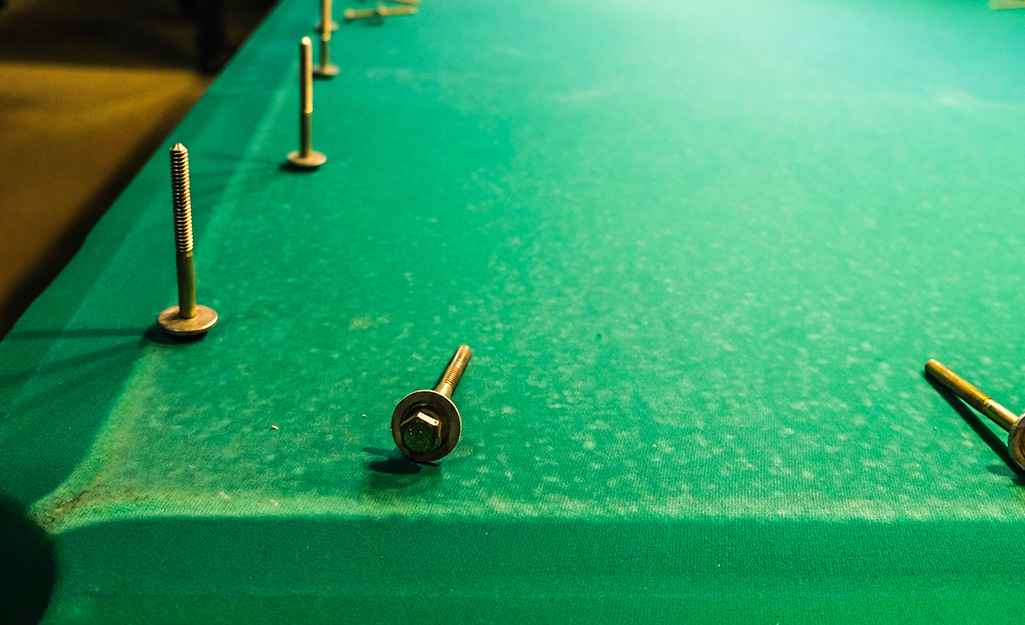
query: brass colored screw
313 0 339 78
314 0 339 34
925 358 1025 470
157 144 218 336
392 345 472 463
287 37 327 169
344 4 417 20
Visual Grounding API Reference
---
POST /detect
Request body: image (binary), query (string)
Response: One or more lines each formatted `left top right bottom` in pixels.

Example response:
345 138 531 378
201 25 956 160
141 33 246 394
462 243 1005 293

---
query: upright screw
157 143 218 336
313 0 339 78
286 37 327 169
392 345 472 463
314 0 339 33
925 358 1025 470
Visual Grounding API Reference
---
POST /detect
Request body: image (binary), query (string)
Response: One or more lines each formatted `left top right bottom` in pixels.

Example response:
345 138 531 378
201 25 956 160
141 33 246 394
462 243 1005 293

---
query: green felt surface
2 0 1025 621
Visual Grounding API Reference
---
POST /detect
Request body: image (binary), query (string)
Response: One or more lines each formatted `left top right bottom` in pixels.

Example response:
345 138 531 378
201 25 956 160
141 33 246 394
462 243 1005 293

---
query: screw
392 345 472 463
925 358 1025 470
313 0 339 78
287 37 327 169
314 0 339 34
343 4 417 21
157 144 218 336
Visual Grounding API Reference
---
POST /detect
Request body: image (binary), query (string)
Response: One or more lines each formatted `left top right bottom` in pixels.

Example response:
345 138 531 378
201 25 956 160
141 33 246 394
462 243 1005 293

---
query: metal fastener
157 143 218 336
344 4 417 21
287 37 327 169
392 345 472 463
925 358 1025 470
313 0 340 78
314 0 339 33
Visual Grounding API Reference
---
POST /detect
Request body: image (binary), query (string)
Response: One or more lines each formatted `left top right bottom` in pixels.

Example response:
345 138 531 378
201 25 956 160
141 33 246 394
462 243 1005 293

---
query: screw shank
321 0 332 32
175 252 197 319
435 345 472 398
299 37 314 156
925 359 1018 431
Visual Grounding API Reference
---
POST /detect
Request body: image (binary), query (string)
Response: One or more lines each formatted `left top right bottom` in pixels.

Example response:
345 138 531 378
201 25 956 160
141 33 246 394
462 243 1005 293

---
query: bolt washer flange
391 389 462 463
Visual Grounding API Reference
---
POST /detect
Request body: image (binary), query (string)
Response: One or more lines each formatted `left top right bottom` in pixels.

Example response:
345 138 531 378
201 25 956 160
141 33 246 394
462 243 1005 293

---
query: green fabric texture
1 0 1025 621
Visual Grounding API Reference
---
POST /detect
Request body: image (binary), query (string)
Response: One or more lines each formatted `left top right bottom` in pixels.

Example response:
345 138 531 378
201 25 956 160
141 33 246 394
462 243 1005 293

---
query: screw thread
321 0 332 40
300 37 313 115
169 144 194 254
925 359 1018 431
435 345 472 398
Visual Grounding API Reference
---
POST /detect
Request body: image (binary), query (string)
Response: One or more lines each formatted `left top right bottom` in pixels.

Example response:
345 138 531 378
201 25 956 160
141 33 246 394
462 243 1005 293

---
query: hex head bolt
157 144 218 336
287 37 327 169
925 359 1025 470
313 0 339 78
392 345 472 463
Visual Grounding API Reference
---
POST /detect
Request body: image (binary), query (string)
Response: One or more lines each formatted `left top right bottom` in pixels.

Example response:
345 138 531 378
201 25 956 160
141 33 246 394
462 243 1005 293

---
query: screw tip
171 142 187 153
301 36 312 46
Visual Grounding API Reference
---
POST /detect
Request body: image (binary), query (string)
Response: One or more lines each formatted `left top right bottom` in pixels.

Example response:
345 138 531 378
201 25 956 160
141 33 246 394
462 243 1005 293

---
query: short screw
392 345 472 463
313 0 340 78
287 37 327 169
157 143 218 336
925 358 1025 470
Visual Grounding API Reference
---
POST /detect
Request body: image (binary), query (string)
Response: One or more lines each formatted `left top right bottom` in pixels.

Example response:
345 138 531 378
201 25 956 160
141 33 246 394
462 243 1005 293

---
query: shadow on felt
924 373 1025 483
0 493 57 625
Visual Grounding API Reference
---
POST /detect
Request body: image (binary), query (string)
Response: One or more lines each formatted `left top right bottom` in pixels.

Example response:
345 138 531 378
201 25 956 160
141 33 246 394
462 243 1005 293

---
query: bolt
343 4 417 21
287 37 327 169
392 345 472 463
313 0 339 78
925 358 1025 470
157 144 218 337
314 0 339 33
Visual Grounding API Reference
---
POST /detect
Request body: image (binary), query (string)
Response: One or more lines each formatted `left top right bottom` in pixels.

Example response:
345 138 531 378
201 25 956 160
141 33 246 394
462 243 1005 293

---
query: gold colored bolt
313 0 339 78
287 37 327 169
314 0 339 34
157 144 218 336
392 345 472 463
925 358 1025 470
344 4 417 20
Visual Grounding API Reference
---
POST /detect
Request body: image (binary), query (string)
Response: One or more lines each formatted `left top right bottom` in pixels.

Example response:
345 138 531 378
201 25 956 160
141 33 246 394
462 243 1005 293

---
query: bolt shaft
344 5 416 20
299 37 313 157
320 0 332 64
434 345 472 398
169 144 197 319
925 359 1019 432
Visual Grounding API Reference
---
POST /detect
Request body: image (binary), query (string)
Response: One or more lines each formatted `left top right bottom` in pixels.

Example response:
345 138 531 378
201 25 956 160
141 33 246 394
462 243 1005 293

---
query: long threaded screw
925 358 1025 470
287 37 326 169
344 4 417 20
314 0 339 77
392 345 473 463
314 0 339 33
157 144 218 336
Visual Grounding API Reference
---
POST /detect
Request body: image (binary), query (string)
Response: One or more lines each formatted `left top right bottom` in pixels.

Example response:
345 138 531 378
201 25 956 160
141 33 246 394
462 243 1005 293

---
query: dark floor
0 0 278 339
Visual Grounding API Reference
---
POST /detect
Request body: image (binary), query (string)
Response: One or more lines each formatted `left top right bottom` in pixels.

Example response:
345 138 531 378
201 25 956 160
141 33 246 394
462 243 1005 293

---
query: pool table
3 0 1025 622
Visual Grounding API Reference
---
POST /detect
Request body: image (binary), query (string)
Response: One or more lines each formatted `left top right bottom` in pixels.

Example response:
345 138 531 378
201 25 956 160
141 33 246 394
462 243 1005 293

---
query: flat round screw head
1008 416 1025 471
392 389 461 463
157 304 218 336
313 64 340 78
287 150 327 169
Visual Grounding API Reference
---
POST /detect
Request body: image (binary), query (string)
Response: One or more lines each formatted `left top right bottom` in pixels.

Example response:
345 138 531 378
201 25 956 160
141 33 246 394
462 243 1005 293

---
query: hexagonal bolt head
400 410 443 454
